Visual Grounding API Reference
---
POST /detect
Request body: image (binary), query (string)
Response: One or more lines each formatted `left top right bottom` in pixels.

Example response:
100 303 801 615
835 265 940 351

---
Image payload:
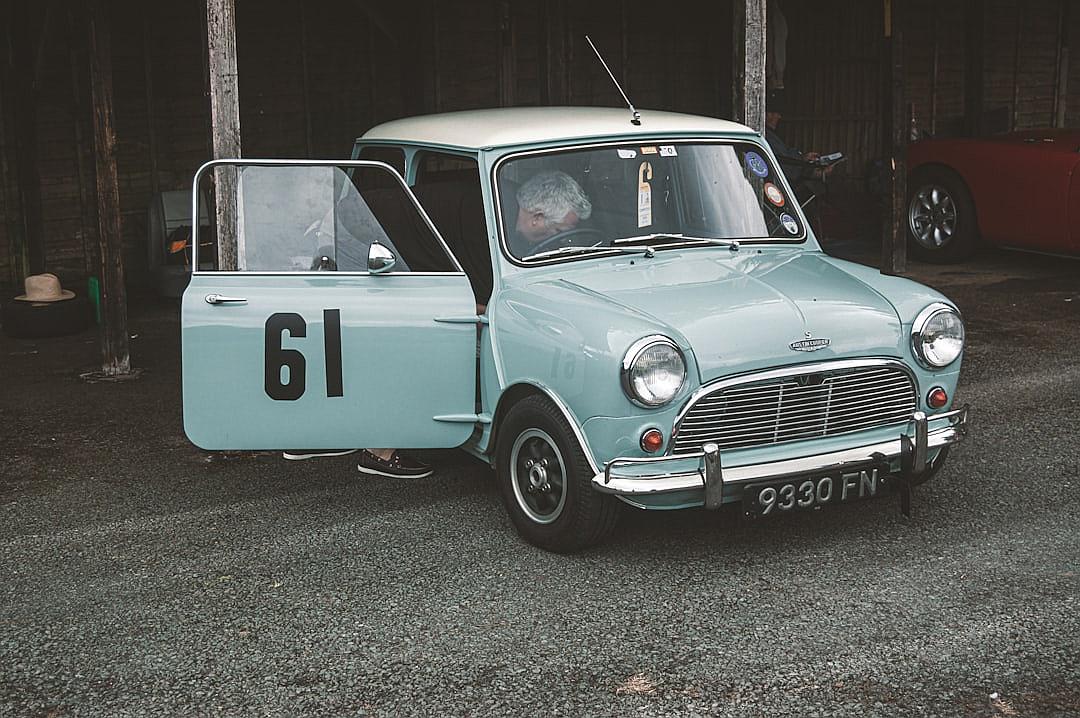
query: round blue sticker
780 213 799 235
745 151 769 178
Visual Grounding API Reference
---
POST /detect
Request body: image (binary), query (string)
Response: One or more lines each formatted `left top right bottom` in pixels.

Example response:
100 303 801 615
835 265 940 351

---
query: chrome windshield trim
191 158 465 275
490 137 810 269
667 358 919 455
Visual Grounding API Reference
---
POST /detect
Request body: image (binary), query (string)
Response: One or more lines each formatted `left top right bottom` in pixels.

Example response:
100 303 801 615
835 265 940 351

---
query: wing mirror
368 243 397 274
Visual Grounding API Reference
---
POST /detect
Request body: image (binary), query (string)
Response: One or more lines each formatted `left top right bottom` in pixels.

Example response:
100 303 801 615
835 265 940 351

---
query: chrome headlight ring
620 335 687 408
911 302 965 368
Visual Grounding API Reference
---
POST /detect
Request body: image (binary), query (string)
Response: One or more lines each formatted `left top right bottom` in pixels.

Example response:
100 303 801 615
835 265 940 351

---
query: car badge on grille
790 331 830 352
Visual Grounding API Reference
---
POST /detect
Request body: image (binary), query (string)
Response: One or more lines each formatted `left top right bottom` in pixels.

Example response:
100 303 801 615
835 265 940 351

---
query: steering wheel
528 228 607 257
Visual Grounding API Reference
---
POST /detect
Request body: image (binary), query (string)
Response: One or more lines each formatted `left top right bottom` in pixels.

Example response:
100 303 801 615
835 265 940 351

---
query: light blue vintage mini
182 107 968 552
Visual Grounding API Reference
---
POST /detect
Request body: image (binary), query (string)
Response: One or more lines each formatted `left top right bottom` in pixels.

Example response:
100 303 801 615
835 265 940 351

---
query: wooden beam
1052 0 1070 128
539 0 568 106
142 7 160 197
881 0 907 275
206 0 241 271
298 0 313 156
732 0 766 133
67 6 95 279
497 0 515 107
87 0 132 376
9 2 45 275
1011 1 1023 131
963 0 984 137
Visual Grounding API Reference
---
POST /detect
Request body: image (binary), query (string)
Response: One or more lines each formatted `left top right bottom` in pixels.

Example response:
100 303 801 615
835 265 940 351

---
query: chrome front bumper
591 407 968 509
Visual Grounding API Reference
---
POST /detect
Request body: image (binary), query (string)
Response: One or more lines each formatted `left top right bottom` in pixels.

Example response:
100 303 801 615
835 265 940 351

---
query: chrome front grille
671 362 917 455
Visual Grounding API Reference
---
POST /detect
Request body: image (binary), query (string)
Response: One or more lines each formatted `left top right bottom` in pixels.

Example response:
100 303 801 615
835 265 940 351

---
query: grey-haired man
511 171 593 258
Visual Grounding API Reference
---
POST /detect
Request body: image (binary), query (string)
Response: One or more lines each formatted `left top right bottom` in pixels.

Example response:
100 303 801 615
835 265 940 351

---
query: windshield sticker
658 145 678 157
638 161 653 228
617 148 637 159
641 146 658 155
745 151 769 177
764 182 785 207
780 213 799 235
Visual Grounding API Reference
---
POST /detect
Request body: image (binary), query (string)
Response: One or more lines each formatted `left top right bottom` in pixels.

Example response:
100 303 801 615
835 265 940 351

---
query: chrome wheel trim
510 428 568 525
908 184 958 250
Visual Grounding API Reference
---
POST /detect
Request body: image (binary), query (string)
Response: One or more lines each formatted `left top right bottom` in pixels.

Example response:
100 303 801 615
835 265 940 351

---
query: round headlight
621 336 686 407
912 304 965 368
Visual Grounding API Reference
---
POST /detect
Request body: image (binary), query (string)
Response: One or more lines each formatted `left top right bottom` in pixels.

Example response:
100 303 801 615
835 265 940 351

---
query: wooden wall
0 0 1076 296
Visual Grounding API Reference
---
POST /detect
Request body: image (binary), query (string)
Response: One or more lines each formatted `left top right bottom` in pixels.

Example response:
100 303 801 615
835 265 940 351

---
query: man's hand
804 151 820 162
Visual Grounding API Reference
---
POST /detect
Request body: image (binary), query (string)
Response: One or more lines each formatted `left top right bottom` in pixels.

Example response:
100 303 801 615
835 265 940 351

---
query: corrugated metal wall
0 0 1076 294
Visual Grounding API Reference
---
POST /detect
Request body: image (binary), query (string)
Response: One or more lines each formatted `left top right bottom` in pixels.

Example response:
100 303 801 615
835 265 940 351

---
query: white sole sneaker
356 464 435 479
282 449 359 461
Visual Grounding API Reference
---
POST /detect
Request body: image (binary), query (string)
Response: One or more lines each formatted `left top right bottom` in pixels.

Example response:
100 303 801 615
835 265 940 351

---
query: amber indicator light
927 387 949 409
641 429 665 453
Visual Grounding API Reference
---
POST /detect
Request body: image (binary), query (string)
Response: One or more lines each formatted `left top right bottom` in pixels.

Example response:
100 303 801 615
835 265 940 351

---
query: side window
356 146 406 187
415 152 479 185
197 163 458 273
411 153 492 305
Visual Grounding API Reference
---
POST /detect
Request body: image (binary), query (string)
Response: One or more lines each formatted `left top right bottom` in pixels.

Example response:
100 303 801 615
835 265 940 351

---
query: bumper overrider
592 407 968 513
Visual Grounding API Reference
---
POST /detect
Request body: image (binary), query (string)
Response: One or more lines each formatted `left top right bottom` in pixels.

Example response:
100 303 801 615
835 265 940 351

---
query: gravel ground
1 247 1078 717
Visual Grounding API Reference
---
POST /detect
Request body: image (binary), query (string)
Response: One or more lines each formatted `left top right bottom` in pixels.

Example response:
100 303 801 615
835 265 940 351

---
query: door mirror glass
368 243 397 273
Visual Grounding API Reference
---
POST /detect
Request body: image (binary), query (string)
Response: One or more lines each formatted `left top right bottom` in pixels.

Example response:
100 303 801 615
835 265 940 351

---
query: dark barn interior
0 0 1076 293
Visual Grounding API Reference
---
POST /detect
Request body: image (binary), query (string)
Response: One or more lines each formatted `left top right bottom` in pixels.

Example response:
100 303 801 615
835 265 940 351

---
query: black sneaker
282 449 359 461
357 450 433 479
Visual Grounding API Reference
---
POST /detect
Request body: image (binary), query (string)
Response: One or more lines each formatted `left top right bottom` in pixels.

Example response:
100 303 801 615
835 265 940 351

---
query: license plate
742 463 892 518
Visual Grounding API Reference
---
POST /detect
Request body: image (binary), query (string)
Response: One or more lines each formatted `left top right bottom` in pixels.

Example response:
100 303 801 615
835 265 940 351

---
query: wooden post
497 0 515 107
881 0 906 275
1012 1 1023 131
732 0 766 133
539 0 568 106
87 0 132 376
142 9 160 197
206 0 241 271
67 6 95 279
298 0 313 156
9 2 46 276
1052 0 1070 128
963 0 984 137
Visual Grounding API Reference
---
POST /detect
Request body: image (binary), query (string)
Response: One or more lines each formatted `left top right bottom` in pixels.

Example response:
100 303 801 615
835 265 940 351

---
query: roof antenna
584 35 640 126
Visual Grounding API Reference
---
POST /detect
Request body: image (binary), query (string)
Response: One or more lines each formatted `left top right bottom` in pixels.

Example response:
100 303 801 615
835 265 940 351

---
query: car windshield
497 141 804 262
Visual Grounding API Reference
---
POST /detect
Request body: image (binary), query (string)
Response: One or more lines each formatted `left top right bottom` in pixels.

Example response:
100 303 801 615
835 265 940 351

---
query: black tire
1 296 91 339
496 395 620 553
906 167 979 263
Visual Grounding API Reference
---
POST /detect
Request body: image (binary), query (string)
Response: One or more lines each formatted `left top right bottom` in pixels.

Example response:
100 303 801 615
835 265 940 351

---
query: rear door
181 160 478 450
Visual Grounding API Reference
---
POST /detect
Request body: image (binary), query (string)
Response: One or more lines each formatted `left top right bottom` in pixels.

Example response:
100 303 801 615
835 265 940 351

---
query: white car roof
360 107 755 150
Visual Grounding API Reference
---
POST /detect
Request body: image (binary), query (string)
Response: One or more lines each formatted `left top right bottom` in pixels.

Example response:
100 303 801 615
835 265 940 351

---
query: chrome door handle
205 294 248 305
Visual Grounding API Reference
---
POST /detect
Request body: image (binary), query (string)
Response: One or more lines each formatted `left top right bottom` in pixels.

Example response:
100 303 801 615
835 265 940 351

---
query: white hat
14 273 75 303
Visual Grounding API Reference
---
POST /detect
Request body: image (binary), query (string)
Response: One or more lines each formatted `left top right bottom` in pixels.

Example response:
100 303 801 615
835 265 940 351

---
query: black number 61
264 309 343 401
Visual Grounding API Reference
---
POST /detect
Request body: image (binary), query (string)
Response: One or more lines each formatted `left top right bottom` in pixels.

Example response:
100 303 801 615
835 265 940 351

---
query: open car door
181 160 478 450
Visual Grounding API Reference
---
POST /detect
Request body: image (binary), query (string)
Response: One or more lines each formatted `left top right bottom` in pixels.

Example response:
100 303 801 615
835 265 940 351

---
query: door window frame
191 158 466 276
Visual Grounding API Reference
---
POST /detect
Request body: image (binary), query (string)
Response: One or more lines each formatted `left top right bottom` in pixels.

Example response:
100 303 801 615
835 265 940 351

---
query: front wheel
496 395 619 553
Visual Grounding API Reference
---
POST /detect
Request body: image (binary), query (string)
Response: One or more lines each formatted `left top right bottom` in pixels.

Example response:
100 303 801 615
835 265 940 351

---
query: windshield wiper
612 233 741 251
526 244 658 261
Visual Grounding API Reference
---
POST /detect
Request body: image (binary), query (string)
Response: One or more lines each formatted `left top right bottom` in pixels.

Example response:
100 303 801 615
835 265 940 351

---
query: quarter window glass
416 152 479 185
198 163 456 273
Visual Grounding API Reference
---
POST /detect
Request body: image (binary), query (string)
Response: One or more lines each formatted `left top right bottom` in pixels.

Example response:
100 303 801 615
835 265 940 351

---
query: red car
906 129 1080 262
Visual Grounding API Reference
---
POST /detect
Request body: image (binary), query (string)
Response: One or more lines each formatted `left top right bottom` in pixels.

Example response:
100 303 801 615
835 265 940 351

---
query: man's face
766 111 782 131
515 207 580 246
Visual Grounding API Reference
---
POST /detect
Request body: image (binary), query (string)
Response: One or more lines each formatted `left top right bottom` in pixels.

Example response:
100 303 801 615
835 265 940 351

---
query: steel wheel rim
510 429 567 524
909 184 958 250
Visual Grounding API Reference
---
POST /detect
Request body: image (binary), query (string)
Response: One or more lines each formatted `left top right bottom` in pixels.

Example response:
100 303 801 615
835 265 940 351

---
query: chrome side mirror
368 243 396 274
